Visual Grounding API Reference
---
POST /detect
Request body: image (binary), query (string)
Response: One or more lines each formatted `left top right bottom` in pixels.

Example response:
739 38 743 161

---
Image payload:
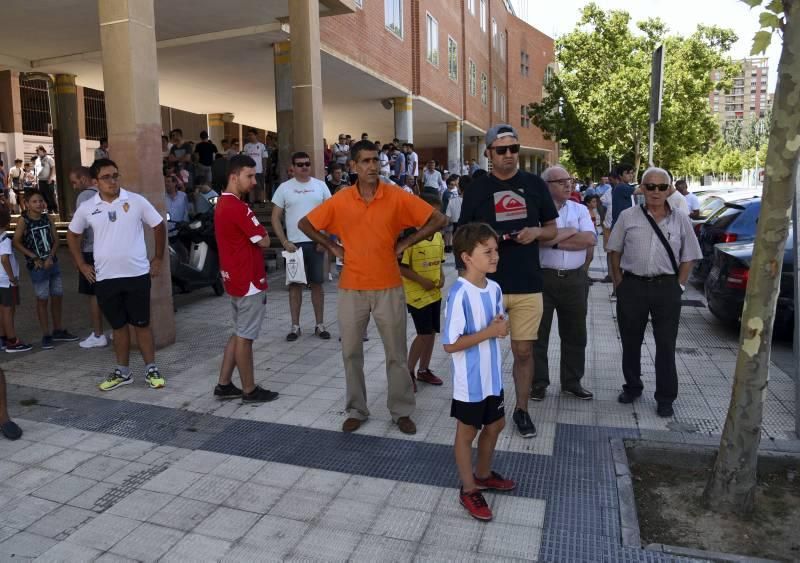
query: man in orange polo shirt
299 141 447 435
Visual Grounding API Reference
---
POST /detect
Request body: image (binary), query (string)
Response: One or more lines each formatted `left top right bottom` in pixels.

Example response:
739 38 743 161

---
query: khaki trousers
338 286 415 422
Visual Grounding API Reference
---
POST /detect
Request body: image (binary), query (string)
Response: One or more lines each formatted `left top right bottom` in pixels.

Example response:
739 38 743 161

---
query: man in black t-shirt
194 130 218 185
457 124 558 439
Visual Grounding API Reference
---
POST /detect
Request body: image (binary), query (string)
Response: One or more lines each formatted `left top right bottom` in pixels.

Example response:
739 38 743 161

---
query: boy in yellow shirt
400 193 445 392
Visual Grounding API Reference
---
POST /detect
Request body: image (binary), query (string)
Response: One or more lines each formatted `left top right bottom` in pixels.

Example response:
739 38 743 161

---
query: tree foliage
529 3 739 178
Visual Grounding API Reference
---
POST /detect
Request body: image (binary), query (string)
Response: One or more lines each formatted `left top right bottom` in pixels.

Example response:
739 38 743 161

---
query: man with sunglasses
607 167 701 418
271 152 332 342
457 124 558 439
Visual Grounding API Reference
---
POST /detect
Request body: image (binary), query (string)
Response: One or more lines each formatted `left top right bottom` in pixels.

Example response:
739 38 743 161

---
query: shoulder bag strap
640 204 679 275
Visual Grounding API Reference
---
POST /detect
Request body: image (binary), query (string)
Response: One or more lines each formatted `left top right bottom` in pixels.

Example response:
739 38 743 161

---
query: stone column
0 70 24 162
446 121 462 175
98 0 174 347
393 96 413 143
288 1 324 180
53 74 82 219
273 41 293 183
477 136 488 170
207 113 226 144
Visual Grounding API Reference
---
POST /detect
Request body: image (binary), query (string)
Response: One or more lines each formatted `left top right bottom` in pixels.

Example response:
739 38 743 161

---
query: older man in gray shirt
607 166 701 418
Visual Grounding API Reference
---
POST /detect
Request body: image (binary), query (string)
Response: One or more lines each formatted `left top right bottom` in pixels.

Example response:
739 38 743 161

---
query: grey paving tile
388 482 444 513
210 455 266 481
0 531 58 560
161 532 231 562
0 527 17 543
0 460 26 481
337 474 396 505
6 467 61 493
0 438 36 458
94 553 139 563
147 496 217 532
104 439 157 461
486 494 546 528
294 467 348 495
9 443 64 465
268 489 333 523
419 514 484 551
181 474 242 505
65 513 139 551
193 506 260 541
413 543 482 562
109 522 184 562
39 449 96 473
478 521 542 560
141 466 203 495
238 514 309 559
369 506 431 542
222 482 284 514
40 428 93 448
73 434 124 453
27 505 95 539
104 461 155 485
107 489 174 521
0 495 59 530
33 540 102 562
250 461 307 489
289 526 360 561
319 497 382 533
65 481 116 512
71 455 130 481
351 535 416 562
173 450 230 474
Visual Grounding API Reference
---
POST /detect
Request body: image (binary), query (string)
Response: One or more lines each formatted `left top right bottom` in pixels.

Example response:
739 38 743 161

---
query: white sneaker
79 333 108 349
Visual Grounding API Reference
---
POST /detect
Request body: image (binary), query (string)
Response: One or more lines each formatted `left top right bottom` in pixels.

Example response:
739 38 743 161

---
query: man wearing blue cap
457 124 558 439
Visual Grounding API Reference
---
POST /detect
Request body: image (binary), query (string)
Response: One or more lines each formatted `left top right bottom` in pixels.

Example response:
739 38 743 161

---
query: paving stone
104 439 157 461
6 467 61 493
109 522 184 562
33 540 102 562
65 481 117 512
9 443 64 465
73 434 124 453
161 532 231 562
295 467 348 495
147 497 217 532
0 527 17 543
27 506 95 539
369 505 431 542
0 460 26 481
290 526 360 561
39 449 96 473
414 544 482 562
71 455 130 481
478 521 542 560
104 461 154 485
40 428 93 448
239 514 309 558
250 461 307 489
66 513 139 551
337 474 396 505
181 474 242 504
419 514 484 551
0 438 35 458
107 489 174 521
486 494 546 528
210 455 266 481
351 535 416 562
94 554 138 563
193 506 260 541
141 466 203 495
173 450 230 473
222 482 284 514
268 489 333 523
387 481 443 513
319 497 382 533
0 495 59 529
0 531 58 560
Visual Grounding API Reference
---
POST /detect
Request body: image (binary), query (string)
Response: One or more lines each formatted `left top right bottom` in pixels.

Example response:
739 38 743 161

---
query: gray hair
541 165 568 182
641 166 671 185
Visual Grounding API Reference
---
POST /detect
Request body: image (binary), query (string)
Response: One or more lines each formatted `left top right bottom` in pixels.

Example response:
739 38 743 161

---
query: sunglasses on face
642 183 670 192
294 162 311 168
490 144 520 155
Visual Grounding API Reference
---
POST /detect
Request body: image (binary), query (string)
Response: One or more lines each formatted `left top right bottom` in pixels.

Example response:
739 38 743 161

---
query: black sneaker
214 383 243 400
617 391 640 404
242 385 279 403
52 329 79 342
656 403 674 418
286 326 301 342
512 408 537 438
562 386 594 400
5 339 32 353
529 387 546 401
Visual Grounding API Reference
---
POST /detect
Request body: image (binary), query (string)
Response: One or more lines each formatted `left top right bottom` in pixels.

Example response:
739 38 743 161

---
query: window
520 51 529 76
481 73 488 105
84 88 108 141
467 0 475 15
493 85 498 113
426 13 439 65
520 105 531 128
500 32 506 60
448 37 458 81
469 59 477 96
20 77 51 136
480 0 487 32
544 65 554 87
492 19 498 50
385 0 403 38
500 94 506 120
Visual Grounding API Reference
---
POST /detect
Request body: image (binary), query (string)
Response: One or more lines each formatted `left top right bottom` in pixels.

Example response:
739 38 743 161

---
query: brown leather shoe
342 418 362 432
396 417 417 435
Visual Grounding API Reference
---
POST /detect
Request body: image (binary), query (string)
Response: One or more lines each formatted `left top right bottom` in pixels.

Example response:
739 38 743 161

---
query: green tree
529 3 739 178
704 0 799 515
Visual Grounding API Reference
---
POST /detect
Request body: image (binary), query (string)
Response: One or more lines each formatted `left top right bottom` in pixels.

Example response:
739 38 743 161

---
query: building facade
709 57 772 130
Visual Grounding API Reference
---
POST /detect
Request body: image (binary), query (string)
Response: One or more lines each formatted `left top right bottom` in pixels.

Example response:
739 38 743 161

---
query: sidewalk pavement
0 244 796 562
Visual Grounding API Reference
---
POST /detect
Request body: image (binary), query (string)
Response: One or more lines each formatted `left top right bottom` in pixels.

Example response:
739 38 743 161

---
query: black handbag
640 205 679 275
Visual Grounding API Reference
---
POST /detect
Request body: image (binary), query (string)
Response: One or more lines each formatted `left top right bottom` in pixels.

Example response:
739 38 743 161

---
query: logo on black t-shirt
493 190 527 222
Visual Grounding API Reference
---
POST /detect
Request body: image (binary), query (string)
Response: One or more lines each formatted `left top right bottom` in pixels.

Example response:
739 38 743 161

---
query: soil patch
631 462 800 562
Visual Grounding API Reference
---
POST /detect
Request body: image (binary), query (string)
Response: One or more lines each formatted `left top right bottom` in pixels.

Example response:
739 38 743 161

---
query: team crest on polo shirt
123 203 130 213
108 210 117 222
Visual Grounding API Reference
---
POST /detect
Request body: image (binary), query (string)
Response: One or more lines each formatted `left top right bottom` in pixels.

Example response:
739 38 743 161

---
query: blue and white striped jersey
442 277 504 402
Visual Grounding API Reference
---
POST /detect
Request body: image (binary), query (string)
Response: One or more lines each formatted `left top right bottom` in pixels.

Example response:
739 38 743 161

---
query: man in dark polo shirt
457 124 558 438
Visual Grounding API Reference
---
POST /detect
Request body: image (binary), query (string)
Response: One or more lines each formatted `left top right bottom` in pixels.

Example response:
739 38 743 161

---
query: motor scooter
168 198 223 296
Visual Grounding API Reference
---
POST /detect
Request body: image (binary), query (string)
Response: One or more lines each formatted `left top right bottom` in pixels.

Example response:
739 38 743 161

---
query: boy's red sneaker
459 487 493 521
416 369 443 386
474 470 516 492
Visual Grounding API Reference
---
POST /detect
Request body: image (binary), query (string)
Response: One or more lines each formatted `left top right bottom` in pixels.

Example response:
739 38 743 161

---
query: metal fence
83 87 107 140
20 77 52 136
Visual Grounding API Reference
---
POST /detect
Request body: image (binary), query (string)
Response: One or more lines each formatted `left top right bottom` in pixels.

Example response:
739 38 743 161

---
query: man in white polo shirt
531 165 597 402
271 151 332 342
67 158 167 392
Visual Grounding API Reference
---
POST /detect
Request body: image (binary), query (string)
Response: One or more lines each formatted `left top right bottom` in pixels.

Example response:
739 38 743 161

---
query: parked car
704 232 795 337
691 195 762 284
691 188 762 232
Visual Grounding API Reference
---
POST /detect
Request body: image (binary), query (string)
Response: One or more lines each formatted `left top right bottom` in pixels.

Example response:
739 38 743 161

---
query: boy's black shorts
95 274 151 330
407 300 441 335
451 390 505 430
78 252 96 296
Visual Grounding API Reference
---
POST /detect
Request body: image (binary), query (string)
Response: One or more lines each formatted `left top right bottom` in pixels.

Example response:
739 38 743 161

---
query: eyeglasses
294 162 311 168
547 178 576 186
98 173 121 182
490 144 520 155
642 183 670 192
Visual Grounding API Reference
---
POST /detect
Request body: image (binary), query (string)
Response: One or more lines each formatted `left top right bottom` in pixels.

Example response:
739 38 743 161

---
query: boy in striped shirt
443 223 515 521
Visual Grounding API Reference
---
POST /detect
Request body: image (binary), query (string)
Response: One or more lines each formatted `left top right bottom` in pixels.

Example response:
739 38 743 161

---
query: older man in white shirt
531 165 598 401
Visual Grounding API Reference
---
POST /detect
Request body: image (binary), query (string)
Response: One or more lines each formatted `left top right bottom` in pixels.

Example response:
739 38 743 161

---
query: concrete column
477 136 488 170
393 96 413 143
0 70 24 161
207 113 227 144
53 74 82 219
288 0 324 180
446 121 462 175
273 41 293 183
98 0 174 347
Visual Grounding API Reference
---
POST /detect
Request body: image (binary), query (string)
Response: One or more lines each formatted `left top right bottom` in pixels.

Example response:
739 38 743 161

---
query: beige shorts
502 293 543 341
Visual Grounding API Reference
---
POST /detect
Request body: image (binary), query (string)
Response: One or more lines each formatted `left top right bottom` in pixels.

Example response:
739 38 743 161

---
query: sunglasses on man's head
490 144 520 155
294 161 311 168
642 183 669 192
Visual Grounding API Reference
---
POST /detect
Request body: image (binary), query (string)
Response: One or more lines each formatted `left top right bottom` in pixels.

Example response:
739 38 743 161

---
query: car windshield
698 197 725 219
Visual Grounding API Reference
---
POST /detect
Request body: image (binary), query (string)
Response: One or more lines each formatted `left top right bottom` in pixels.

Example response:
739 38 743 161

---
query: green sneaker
145 367 165 389
99 369 133 391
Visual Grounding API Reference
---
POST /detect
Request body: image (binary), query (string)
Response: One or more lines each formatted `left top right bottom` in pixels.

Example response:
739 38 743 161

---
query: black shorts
78 252 95 296
95 274 151 330
451 390 505 430
407 300 441 335
0 286 20 307
296 242 324 285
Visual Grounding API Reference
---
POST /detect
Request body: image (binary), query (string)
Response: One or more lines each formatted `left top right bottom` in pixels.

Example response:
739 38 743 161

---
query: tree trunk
704 0 800 514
